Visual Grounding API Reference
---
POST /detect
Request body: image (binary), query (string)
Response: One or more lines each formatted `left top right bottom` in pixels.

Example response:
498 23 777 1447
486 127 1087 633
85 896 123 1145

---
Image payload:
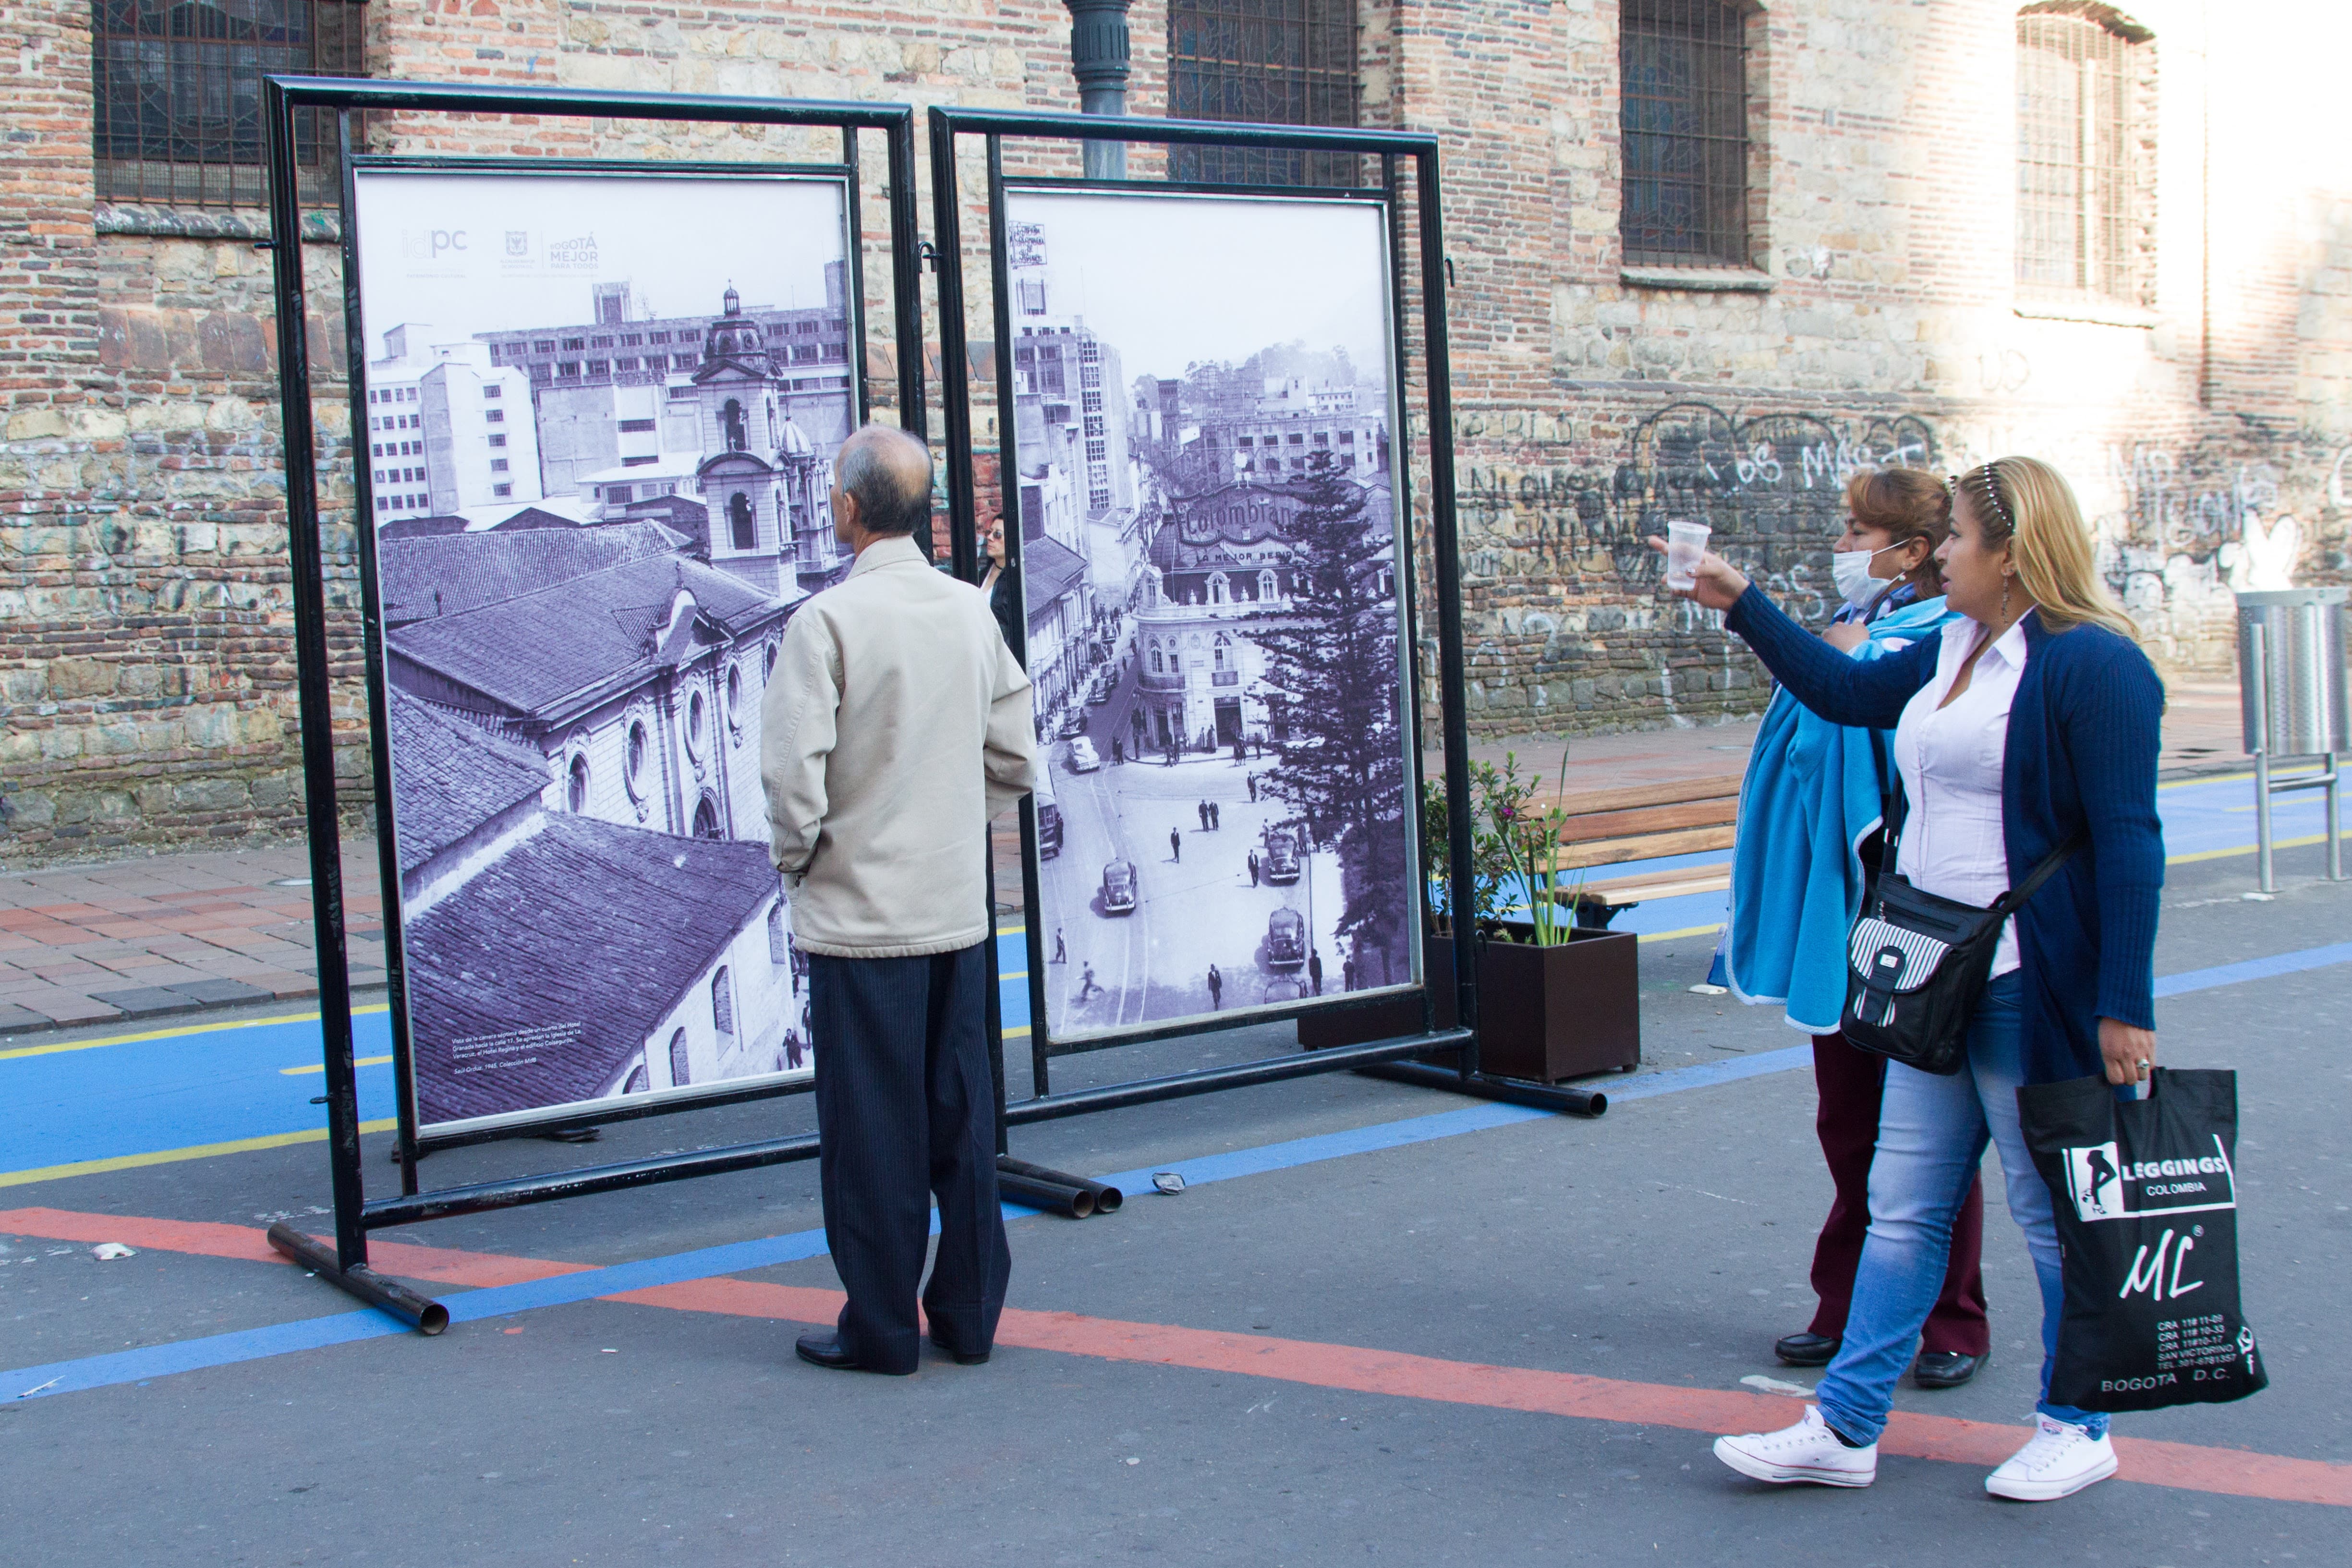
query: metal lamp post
1066 0 1131 180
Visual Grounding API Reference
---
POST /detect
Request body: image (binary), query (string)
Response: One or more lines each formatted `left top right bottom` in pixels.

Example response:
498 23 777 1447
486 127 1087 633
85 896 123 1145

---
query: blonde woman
1661 458 2163 1502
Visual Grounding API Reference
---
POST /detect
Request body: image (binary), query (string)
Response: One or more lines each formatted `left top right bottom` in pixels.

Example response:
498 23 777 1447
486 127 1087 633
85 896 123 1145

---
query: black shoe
930 1332 991 1366
795 1333 912 1375
1774 1331 1840 1367
1912 1348 1986 1389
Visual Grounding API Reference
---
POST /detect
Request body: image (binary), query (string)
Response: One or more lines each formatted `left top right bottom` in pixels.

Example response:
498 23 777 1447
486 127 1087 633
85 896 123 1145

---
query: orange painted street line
6 1206 2345 1509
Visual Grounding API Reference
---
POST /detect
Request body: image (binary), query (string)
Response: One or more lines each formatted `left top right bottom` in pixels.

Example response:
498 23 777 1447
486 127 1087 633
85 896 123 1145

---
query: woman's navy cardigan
1724 585 2165 1086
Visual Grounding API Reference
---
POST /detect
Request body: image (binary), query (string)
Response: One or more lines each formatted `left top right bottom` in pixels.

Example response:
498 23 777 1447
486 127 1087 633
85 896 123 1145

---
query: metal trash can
2234 587 2347 890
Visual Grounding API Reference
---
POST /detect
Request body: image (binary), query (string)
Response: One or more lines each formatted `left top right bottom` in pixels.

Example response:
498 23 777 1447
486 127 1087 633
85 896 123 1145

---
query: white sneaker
1713 1404 1877 1487
1984 1413 2118 1501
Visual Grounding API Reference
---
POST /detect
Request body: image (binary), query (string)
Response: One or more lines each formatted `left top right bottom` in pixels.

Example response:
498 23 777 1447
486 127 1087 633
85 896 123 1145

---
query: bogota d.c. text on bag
1842 824 2083 1075
2019 1068 2267 1412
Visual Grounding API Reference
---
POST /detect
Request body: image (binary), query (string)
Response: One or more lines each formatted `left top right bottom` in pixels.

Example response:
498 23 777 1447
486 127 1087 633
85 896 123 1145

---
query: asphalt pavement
1 817 2346 1565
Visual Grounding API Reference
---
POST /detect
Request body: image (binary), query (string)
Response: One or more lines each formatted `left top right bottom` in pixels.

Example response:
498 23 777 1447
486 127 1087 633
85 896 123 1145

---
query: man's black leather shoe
1773 1331 1840 1366
1912 1349 1986 1389
930 1331 990 1366
795 1333 912 1375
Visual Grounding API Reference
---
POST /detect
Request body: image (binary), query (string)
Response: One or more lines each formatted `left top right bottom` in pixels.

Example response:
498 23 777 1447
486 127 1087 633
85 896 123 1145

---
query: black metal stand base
1356 1060 1608 1117
996 1155 1123 1218
267 1221 449 1334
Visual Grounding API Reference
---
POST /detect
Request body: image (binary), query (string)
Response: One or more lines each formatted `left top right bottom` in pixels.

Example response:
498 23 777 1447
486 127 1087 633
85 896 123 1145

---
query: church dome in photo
703 284 767 368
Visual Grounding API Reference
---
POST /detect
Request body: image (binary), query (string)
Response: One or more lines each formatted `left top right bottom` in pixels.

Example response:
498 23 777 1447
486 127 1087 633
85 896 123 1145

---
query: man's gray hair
837 425 934 536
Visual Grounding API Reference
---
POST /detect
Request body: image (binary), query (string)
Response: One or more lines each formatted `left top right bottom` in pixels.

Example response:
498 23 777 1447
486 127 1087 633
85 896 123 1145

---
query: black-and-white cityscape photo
350 166 855 1130
1003 189 1417 1043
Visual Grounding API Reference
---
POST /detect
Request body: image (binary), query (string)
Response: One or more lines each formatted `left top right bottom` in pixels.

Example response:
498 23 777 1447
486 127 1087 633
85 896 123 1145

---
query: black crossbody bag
1843 800 2085 1074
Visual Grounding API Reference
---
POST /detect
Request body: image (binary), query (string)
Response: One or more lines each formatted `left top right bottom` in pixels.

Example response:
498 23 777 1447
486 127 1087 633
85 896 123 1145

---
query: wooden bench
1544 774 1743 903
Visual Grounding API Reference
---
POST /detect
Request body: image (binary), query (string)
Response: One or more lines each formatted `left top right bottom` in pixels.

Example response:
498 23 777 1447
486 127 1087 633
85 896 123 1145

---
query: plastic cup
1664 520 1710 591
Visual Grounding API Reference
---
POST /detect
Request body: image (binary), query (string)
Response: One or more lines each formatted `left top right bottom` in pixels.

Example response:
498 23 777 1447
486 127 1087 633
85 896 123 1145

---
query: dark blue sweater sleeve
1723 584 1941 730
2065 636 2166 1029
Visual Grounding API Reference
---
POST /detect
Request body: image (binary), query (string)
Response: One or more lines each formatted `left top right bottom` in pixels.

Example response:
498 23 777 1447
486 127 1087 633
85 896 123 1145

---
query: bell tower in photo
692 285 833 596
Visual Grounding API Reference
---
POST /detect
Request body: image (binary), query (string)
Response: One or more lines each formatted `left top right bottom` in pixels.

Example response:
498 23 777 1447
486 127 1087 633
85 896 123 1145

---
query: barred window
1618 0 1751 269
2016 4 2155 302
1168 1 1360 188
93 0 368 209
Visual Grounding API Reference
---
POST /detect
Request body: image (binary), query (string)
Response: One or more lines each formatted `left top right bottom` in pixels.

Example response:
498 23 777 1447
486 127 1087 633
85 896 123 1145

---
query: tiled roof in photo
380 519 691 624
386 553 791 721
404 813 782 1124
1021 533 1090 631
386 690 552 875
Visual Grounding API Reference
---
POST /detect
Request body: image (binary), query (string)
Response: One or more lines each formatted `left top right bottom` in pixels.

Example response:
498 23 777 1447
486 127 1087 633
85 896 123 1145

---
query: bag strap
1872 783 1910 917
1989 830 2088 917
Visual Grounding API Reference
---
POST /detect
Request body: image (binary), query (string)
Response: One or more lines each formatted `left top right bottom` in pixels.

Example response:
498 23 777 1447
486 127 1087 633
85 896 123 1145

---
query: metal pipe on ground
997 1155 1124 1213
996 1170 1096 1218
267 1221 450 1334
1357 1060 1608 1117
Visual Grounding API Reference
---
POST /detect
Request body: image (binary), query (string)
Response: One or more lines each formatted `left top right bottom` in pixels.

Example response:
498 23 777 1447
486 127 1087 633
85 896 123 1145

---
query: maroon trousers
1807 1032 1991 1356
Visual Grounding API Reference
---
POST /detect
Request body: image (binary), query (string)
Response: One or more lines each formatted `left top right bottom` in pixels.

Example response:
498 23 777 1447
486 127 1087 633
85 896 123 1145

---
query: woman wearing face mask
1672 458 2163 1502
1714 470 1991 1393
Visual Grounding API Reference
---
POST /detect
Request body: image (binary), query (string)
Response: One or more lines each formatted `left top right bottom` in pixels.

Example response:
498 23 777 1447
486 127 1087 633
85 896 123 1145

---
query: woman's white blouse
1892 617 2032 977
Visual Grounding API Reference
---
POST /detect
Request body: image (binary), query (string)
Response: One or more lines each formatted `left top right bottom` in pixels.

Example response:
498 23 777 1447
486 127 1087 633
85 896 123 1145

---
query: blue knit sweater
1724 585 2166 1085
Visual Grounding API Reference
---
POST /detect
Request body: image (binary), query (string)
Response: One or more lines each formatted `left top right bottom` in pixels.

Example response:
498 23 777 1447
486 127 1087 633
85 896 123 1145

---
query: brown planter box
1298 923 1640 1083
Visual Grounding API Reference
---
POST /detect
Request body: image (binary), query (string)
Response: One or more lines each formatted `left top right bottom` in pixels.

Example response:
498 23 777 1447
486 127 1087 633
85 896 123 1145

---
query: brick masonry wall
4 0 2351 861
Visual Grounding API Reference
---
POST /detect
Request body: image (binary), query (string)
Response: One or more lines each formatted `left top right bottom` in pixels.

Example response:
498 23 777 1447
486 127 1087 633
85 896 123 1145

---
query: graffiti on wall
2087 430 2352 659
1456 401 1941 615
1438 404 2350 716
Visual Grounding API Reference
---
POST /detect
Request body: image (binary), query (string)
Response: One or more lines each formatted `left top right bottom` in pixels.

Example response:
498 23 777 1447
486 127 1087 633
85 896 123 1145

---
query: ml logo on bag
2061 1136 2239 1222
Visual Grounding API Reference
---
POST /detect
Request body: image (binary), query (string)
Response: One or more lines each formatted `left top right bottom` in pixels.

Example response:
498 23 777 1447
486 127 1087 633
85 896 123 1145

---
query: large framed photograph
349 162 860 1133
1002 188 1419 1045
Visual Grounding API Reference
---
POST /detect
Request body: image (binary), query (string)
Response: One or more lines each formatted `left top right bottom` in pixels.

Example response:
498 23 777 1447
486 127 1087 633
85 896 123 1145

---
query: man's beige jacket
760 533 1037 958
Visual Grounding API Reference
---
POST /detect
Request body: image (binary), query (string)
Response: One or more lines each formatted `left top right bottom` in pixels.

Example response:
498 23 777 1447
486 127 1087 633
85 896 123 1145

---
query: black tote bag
2018 1068 2267 1413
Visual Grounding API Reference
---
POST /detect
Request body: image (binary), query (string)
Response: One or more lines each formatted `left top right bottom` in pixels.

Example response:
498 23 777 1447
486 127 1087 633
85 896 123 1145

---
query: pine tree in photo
1256 453 1408 981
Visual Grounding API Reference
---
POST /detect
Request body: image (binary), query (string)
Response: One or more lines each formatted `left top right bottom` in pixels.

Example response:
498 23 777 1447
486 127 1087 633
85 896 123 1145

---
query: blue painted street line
12 926 2346 1405
6 1305 413 1402
3 785 2340 1185
2153 941 2352 998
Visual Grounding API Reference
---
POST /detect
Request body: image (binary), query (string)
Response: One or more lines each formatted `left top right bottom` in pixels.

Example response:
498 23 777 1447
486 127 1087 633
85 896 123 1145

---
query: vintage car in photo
1262 826 1301 884
1101 858 1137 915
1264 906 1306 969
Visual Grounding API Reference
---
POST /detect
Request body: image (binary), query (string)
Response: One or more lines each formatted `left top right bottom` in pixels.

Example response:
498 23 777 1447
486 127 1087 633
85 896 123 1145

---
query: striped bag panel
1848 918 1953 1026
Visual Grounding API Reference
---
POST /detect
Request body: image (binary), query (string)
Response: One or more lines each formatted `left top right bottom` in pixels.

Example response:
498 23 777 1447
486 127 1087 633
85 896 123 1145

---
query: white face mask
1831 542 1906 610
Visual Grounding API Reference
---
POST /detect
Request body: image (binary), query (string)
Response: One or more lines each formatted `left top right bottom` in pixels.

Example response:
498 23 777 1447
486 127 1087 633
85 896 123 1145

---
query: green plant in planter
1475 747 1588 946
1421 774 1509 928
1423 743 1590 944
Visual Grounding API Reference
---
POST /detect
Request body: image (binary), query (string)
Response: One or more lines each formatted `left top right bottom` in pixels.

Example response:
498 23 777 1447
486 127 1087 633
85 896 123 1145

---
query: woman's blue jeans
1814 974 2110 1444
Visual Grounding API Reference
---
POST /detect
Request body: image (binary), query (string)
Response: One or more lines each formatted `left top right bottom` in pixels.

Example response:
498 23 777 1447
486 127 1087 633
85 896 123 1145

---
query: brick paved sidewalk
0 839 386 1035
1 682 2251 1037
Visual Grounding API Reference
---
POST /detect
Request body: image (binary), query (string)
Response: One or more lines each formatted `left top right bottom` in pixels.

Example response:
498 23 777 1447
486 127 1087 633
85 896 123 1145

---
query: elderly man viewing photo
761 423 1039 1375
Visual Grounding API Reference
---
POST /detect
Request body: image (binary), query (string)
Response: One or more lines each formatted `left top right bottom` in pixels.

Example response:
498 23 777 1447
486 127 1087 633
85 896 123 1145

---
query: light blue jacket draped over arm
1723 594 1961 1033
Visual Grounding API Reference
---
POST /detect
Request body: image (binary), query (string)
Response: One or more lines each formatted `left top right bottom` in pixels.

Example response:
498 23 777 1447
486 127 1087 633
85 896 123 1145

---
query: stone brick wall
5 0 2351 861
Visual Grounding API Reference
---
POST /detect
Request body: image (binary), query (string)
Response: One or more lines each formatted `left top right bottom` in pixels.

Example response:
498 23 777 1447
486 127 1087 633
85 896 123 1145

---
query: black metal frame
340 152 866 1165
928 106 1593 1161
262 74 926 1326
266 88 1601 1336
992 172 1407 1070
